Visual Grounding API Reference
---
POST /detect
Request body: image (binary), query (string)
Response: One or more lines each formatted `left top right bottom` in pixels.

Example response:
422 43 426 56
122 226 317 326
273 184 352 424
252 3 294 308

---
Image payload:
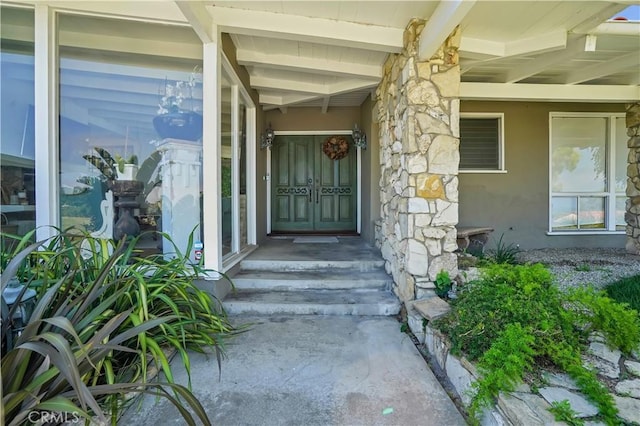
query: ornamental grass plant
1 229 239 425
434 263 640 425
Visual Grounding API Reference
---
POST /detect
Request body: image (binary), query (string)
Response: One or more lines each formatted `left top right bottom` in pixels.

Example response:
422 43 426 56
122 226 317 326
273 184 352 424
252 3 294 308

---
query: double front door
271 135 357 233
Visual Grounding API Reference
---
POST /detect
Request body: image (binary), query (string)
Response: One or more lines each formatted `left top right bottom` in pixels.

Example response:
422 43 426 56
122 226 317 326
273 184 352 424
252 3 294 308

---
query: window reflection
0 7 35 240
221 72 232 256
551 117 606 193
550 115 627 233
58 14 202 258
239 97 248 250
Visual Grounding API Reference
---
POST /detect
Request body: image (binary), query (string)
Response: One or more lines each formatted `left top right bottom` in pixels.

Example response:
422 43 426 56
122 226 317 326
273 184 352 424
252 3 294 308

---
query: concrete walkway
121 315 466 425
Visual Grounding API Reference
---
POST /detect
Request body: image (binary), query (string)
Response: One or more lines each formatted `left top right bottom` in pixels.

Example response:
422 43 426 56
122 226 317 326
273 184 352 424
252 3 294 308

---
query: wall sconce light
260 123 275 149
352 123 367 150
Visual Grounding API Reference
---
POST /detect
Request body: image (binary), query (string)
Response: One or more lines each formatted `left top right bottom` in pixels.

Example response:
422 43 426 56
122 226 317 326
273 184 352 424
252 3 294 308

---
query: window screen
459 117 501 170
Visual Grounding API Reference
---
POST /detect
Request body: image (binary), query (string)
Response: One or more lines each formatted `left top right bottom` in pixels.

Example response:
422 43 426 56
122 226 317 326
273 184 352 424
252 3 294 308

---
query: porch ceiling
196 0 639 110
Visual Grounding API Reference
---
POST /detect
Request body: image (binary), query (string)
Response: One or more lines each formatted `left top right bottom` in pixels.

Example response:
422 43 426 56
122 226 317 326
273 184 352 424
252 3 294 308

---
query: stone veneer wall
375 19 460 302
627 103 640 255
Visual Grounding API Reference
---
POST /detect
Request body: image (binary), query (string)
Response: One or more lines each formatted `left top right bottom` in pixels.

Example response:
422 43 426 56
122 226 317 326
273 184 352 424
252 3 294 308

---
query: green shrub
567 286 640 354
469 323 535 416
434 263 640 424
605 274 640 314
434 270 452 298
484 234 521 265
436 263 559 360
1 230 239 425
549 400 585 426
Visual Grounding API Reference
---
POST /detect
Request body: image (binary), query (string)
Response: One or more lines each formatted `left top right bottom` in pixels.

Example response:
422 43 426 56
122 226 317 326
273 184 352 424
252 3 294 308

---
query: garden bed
406 256 640 425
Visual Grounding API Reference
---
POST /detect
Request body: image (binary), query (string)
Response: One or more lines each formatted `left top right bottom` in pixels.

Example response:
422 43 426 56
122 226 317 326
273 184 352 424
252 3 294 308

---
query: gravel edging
516 248 640 291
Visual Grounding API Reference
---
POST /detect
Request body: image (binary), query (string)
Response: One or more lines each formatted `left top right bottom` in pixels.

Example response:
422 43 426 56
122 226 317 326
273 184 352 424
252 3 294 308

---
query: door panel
313 135 356 231
271 136 314 231
271 135 356 232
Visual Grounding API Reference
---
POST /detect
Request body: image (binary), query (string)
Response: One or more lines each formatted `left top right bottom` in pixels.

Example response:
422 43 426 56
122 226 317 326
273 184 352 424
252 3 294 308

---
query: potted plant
153 67 203 141
115 153 138 180
83 148 139 182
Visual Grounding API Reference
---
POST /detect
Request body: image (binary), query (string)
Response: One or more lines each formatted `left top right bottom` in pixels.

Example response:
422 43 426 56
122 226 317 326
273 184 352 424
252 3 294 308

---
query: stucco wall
360 94 380 245
264 107 360 131
459 101 626 250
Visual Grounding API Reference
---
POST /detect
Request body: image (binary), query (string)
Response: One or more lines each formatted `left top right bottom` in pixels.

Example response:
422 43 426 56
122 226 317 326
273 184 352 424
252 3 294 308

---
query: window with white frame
549 113 627 233
459 114 504 172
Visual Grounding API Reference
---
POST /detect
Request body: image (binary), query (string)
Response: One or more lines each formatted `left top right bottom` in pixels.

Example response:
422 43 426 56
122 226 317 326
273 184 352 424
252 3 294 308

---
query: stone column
375 19 460 302
626 103 640 255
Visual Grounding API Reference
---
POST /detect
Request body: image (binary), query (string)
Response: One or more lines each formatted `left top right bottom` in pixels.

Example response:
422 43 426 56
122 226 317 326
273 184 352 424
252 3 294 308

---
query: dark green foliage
549 400 585 426
221 164 232 197
437 263 560 360
434 270 452 298
469 323 536 416
83 148 146 182
434 263 639 424
1 230 240 425
485 234 521 265
137 150 163 193
83 147 118 181
605 274 640 314
567 287 640 354
114 154 138 172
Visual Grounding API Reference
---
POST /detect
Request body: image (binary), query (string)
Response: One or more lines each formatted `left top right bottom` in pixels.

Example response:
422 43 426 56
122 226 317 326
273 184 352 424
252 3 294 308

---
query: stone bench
456 226 494 255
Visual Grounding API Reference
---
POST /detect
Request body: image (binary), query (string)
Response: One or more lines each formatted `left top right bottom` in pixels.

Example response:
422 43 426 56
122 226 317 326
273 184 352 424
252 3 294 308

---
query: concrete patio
120 315 466 425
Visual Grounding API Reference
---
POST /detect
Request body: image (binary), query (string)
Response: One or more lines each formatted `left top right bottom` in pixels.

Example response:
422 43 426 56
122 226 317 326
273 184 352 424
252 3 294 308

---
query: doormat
293 236 339 244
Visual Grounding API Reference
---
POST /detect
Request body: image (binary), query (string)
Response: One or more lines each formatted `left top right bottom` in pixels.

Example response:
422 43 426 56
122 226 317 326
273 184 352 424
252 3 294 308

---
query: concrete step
223 289 401 316
232 269 393 291
239 258 385 272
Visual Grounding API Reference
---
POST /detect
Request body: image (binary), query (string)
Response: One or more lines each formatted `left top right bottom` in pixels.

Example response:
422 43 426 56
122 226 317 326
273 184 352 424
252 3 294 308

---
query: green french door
271 135 357 233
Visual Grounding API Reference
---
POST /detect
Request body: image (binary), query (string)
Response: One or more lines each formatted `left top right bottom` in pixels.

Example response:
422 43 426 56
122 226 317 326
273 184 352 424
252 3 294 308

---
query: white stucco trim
461 82 639 103
209 5 403 52
246 106 257 246
459 170 508 174
546 231 625 236
34 4 59 242
419 0 475 60
8 1 189 25
202 30 222 273
274 130 352 136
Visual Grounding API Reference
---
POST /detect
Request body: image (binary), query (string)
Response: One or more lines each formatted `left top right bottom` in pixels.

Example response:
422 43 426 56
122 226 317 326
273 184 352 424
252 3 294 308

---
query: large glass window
239 96 248 250
550 114 627 232
1 6 35 239
221 71 232 256
58 14 203 258
220 62 252 262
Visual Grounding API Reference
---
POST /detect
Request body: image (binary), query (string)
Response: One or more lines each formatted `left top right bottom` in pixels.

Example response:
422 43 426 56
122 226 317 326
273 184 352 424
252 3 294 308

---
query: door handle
309 188 312 203
307 178 313 203
316 188 319 204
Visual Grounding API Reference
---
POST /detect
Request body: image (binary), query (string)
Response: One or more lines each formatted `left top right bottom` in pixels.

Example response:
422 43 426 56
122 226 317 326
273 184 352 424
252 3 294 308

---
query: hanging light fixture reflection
260 123 275 149
352 123 367 150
